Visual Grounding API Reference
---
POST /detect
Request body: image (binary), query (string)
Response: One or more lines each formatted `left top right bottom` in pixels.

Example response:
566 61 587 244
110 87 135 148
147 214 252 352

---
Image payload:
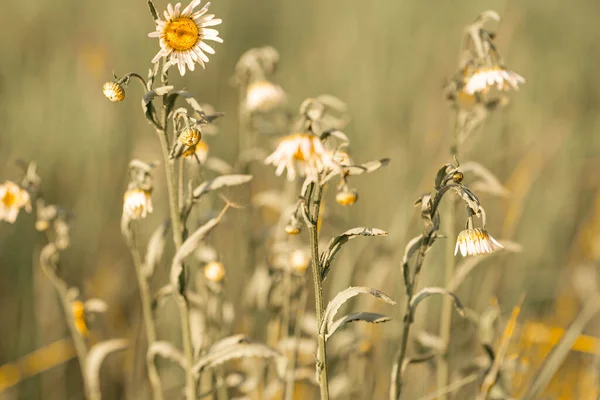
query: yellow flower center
164 18 199 51
2 190 16 207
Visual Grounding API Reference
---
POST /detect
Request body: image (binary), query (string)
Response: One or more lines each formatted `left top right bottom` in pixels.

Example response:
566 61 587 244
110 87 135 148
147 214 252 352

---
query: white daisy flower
464 66 525 95
0 181 31 223
454 228 503 257
264 133 337 182
245 80 286 113
148 0 223 76
123 189 153 220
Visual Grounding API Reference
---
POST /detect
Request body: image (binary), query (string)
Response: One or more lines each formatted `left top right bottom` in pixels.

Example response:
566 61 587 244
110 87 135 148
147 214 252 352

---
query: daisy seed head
179 127 202 147
452 172 464 184
123 189 153 220
0 181 32 223
149 0 223 76
454 228 503 257
102 81 125 102
204 260 225 283
336 188 358 206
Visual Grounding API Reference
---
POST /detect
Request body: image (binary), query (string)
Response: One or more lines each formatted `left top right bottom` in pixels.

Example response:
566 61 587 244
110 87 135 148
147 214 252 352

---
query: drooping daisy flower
0 181 31 223
265 133 337 182
454 228 503 257
178 127 201 147
464 66 525 95
148 0 222 76
102 81 125 102
335 188 358 206
123 189 153 220
245 80 286 113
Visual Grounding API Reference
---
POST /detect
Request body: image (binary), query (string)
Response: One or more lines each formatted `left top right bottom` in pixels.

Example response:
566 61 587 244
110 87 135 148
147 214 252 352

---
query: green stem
307 184 329 400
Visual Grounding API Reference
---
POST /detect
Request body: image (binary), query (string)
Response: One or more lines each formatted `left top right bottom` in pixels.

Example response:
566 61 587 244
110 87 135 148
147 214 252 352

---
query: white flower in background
182 140 209 164
289 249 310 274
0 181 31 223
454 228 503 257
464 66 525 94
204 261 225 283
123 189 153 220
149 0 222 76
265 133 337 182
245 80 286 113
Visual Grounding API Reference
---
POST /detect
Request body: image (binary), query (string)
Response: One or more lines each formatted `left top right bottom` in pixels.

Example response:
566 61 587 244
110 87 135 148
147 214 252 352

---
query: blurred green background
2 0 600 398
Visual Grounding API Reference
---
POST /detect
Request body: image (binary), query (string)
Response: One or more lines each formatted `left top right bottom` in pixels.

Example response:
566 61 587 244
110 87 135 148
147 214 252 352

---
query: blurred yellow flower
290 249 310 273
72 301 88 337
182 139 209 164
204 260 225 283
336 189 358 206
245 80 286 113
123 189 153 220
148 0 222 76
0 181 31 223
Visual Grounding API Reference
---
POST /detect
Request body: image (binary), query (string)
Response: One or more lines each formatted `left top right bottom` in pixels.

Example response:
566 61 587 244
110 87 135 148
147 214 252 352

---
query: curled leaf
461 161 509 197
143 220 170 278
192 343 285 378
321 287 395 335
192 175 253 199
148 341 187 369
410 288 465 320
86 339 128 400
326 312 392 340
320 227 388 279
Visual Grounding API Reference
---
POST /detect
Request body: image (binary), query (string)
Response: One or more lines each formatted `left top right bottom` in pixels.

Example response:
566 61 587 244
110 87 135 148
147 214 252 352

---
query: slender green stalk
307 184 329 400
125 225 164 400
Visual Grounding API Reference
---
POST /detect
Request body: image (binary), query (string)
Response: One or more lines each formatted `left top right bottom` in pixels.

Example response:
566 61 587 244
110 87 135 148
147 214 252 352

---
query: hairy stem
307 184 329 400
125 225 164 400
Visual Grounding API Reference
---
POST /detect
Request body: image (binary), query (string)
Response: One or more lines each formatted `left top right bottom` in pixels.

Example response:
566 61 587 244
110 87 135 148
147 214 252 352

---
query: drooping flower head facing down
454 228 503 257
245 80 287 113
0 181 31 223
149 0 222 76
264 133 337 183
123 189 154 220
102 81 125 102
182 139 209 164
463 66 525 95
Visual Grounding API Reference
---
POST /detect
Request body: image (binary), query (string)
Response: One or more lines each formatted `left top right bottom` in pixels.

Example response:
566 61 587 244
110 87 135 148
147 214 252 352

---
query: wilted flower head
123 189 153 220
204 260 225 283
0 181 31 223
245 80 286 113
178 127 201 147
336 188 358 206
148 0 223 76
454 228 503 257
464 66 525 95
265 133 337 182
102 81 125 102
182 140 209 164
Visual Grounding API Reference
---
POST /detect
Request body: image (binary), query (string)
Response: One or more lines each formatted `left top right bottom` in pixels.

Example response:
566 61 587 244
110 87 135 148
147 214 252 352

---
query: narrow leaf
322 287 395 335
327 312 392 340
86 339 128 399
410 288 465 319
192 174 253 199
148 341 187 369
192 343 285 378
143 220 170 278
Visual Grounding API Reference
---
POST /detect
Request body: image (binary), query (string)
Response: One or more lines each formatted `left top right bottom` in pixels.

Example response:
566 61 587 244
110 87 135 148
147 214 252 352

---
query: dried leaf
170 209 227 288
86 339 128 400
192 175 253 199
321 227 388 279
322 287 395 335
252 191 283 211
209 335 250 353
326 312 392 340
461 161 509 197
148 341 187 369
143 221 170 278
410 288 465 319
204 157 233 175
192 343 285 378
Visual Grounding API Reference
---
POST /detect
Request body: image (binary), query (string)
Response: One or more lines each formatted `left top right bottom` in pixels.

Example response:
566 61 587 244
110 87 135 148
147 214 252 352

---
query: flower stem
307 184 329 400
125 225 164 400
